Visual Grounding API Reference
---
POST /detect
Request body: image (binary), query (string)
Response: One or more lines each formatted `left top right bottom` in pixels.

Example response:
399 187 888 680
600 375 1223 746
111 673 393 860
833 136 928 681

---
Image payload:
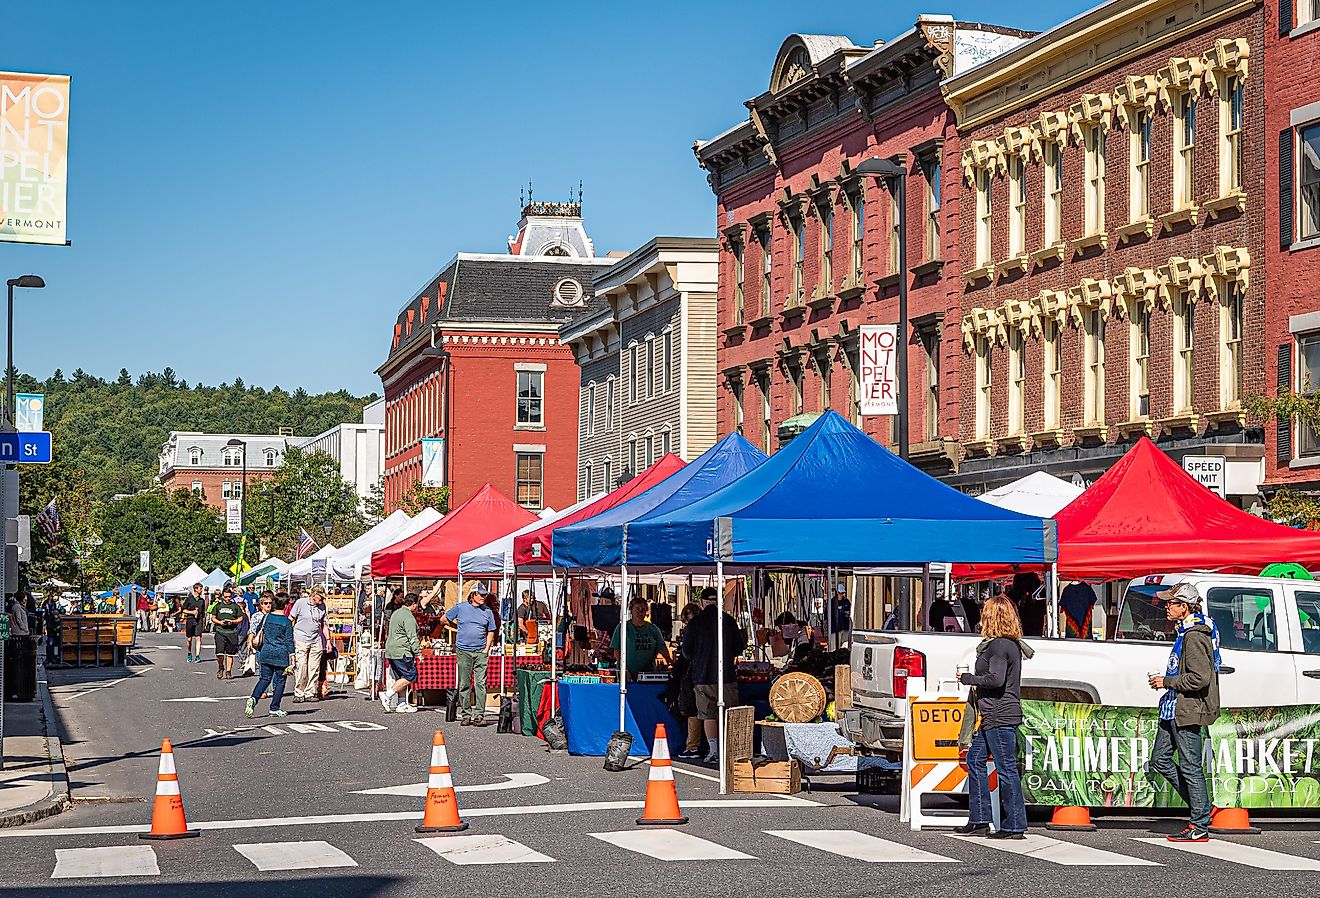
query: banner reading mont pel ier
1019 700 1320 809
0 71 70 246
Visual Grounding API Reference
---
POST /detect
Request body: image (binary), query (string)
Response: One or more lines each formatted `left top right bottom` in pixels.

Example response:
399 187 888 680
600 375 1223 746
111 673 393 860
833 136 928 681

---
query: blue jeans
250 662 287 712
967 725 1028 833
1149 719 1210 827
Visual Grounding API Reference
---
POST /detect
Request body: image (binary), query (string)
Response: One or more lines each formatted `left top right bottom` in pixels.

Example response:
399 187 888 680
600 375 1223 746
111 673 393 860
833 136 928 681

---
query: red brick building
694 22 1029 473
377 203 615 513
943 0 1267 500
1265 0 1320 490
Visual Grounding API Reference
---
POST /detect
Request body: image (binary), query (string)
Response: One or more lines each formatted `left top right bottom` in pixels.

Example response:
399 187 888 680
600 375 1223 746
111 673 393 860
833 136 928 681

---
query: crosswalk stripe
1137 837 1320 870
233 841 357 872
768 829 957 863
415 835 555 865
52 846 159 879
590 830 755 861
950 833 1160 866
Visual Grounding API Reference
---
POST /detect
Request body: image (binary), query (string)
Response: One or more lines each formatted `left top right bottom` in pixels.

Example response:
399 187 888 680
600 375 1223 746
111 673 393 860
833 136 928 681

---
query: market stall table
516 667 553 736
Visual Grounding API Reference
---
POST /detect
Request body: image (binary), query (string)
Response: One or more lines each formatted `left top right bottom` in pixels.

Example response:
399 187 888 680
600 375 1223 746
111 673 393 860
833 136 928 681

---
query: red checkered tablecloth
412 653 541 690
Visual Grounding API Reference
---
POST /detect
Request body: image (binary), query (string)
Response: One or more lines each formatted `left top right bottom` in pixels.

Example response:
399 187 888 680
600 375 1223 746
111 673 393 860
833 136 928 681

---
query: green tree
245 447 365 559
91 488 233 587
18 458 95 589
396 482 451 517
363 480 385 524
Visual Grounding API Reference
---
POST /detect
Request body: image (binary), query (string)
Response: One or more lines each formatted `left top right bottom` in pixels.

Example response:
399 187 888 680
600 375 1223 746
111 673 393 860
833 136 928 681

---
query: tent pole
550 567 559 720
716 558 727 796
619 562 628 734
943 565 952 619
1048 563 1060 639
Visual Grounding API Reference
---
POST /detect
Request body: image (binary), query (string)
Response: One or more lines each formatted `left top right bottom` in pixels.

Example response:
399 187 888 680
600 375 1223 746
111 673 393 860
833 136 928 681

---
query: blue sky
4 0 1094 395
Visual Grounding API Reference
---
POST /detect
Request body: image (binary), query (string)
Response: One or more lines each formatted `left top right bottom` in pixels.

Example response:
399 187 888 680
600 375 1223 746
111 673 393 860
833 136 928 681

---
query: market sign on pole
1182 455 1226 498
139 550 150 573
858 324 898 416
225 499 242 535
0 72 71 246
420 438 445 486
14 394 43 432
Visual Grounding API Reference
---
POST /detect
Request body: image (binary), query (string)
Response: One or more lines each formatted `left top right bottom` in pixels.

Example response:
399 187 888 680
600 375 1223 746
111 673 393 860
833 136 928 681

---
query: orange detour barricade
636 724 688 826
416 730 469 833
1045 806 1098 832
1209 806 1262 834
901 693 1000 831
140 739 200 840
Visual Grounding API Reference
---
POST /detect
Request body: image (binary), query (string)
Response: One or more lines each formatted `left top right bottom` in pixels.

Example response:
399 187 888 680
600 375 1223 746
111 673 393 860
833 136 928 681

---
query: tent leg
619 563 628 735
716 560 727 796
550 568 560 720
1048 563 1060 639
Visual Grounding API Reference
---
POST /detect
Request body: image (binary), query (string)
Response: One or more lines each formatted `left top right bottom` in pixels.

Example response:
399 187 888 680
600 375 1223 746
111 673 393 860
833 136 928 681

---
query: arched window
188 446 201 465
191 480 202 495
264 449 277 466
222 447 242 466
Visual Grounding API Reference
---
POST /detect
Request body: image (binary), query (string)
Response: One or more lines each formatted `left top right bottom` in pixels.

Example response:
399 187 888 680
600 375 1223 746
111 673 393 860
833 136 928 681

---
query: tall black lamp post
5 275 44 425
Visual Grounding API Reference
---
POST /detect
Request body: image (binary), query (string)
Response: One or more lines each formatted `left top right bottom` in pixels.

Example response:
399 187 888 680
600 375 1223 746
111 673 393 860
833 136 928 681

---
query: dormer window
188 447 201 466
264 449 277 467
222 447 242 466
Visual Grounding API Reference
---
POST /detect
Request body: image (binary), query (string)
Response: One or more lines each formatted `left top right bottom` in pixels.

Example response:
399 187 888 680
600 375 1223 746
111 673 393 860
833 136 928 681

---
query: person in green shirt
610 597 672 678
210 590 246 680
382 593 420 713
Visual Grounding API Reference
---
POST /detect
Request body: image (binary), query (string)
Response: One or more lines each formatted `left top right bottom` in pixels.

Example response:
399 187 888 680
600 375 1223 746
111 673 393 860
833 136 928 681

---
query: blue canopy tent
199 568 230 590
625 411 1056 568
97 587 155 599
553 432 769 569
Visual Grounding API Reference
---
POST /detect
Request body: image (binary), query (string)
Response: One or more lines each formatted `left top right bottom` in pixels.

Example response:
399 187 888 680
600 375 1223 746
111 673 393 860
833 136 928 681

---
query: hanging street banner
1019 700 1320 809
14 393 43 432
858 324 898 416
0 72 70 246
225 499 242 535
420 438 445 486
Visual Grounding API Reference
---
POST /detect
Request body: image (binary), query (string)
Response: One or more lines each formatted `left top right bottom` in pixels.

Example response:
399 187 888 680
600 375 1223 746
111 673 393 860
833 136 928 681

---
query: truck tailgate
851 632 904 718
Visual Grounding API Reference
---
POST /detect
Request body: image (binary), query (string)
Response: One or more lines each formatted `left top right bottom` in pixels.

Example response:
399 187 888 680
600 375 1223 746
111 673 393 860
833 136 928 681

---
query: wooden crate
730 759 801 794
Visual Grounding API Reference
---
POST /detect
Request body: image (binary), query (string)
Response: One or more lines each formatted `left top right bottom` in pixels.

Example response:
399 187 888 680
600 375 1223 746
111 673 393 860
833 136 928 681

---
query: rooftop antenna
578 180 583 209
528 179 534 207
519 184 525 209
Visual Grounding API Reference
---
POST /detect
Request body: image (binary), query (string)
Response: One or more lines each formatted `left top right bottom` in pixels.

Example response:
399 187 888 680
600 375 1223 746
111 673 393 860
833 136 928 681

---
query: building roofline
591 236 720 294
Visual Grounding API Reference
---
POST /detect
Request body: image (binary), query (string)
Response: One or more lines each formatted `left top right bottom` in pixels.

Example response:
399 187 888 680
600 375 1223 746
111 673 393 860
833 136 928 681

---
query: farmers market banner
1020 700 1320 809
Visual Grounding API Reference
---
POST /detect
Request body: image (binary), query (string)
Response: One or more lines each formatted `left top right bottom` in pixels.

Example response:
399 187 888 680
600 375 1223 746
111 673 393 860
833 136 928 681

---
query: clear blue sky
5 0 1094 396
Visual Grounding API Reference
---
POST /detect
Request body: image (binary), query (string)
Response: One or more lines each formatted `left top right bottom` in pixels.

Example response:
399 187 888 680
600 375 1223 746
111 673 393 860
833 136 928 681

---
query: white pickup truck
840 572 1320 761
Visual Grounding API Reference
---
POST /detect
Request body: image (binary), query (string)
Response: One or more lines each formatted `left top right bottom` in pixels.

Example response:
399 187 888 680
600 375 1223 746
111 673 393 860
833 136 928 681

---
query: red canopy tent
961 437 1320 581
511 454 686 566
371 483 537 578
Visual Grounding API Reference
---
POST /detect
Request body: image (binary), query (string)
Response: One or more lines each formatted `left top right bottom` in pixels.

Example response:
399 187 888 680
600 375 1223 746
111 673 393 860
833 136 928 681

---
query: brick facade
1264 0 1320 489
944 0 1267 496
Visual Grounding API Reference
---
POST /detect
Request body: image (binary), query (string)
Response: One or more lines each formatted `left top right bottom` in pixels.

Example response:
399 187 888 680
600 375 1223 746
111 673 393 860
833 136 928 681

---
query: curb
0 657 72 828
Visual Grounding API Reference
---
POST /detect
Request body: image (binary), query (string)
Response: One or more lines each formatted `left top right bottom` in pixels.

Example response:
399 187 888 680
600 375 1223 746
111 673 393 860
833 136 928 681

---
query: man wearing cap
446 582 497 726
1148 582 1221 842
681 586 747 765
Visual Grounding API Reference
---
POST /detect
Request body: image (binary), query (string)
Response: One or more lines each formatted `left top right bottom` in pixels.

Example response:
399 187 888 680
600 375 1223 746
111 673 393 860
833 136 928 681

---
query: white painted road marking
52 846 159 878
161 695 248 703
590 830 755 861
770 829 958 863
1139 837 1320 870
953 833 1161 866
233 840 357 871
353 773 551 797
416 835 555 865
199 720 388 740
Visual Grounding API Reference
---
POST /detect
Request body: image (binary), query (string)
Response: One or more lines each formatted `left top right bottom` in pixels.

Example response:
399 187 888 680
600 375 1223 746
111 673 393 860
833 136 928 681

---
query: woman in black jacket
957 595 1031 838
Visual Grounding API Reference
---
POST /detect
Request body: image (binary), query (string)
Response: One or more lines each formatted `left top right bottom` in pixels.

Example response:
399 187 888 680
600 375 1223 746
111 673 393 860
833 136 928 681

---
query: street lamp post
225 439 248 535
5 275 45 425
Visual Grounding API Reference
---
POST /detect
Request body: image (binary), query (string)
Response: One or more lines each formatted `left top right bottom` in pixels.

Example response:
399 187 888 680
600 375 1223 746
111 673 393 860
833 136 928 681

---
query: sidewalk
0 658 70 827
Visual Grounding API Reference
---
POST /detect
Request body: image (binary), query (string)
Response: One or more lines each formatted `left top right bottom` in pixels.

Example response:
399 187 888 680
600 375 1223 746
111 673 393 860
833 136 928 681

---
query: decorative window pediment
961 139 1005 184
1158 57 1208 109
1112 267 1161 315
1002 298 1039 336
1038 289 1070 327
1068 93 1113 143
1158 256 1207 307
1038 110 1070 146
1112 75 1162 129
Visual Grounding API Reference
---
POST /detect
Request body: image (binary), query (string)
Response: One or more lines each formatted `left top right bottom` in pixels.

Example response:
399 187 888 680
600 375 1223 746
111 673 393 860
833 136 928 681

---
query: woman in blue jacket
246 592 295 718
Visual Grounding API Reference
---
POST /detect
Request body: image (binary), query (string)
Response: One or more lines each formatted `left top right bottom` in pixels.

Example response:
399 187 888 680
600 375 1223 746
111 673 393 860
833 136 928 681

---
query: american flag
297 527 317 560
35 499 60 537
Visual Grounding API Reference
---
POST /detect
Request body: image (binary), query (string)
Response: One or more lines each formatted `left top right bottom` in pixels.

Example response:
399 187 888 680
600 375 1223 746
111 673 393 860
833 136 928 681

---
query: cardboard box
730 759 801 794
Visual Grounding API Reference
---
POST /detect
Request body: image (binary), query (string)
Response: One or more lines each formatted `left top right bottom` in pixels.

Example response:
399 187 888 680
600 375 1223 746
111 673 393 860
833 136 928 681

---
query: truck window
1296 591 1320 654
1114 585 1175 641
1206 587 1277 652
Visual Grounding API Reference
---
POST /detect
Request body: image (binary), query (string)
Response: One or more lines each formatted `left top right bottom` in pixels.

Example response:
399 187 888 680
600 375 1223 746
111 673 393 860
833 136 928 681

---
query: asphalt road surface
5 632 1320 898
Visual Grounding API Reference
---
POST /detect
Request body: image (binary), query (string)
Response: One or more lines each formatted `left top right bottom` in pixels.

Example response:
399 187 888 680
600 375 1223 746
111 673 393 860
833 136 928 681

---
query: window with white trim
1299 122 1320 241
264 448 277 467
1084 308 1106 425
1045 142 1063 246
516 370 543 425
1174 93 1197 209
584 462 593 497
975 337 993 439
587 383 596 433
188 447 201 465
791 213 805 304
1008 329 1025 434
661 429 671 457
888 187 901 274
222 481 232 499
816 353 831 412
1130 109 1152 220
1220 281 1244 407
974 168 993 266
1084 125 1106 235
1008 157 1026 258
847 351 861 426
630 344 640 403
1299 0 1320 26
628 438 637 473
758 226 772 317
820 203 834 293
663 331 673 393
1043 320 1062 429
606 377 616 431
850 189 865 282
925 158 942 261
732 236 745 325
1131 306 1150 419
222 447 242 466
646 336 656 399
789 362 803 416
1297 332 1320 456
1174 293 1196 412
919 326 940 440
732 380 745 435
191 479 202 495
757 369 772 452
602 458 613 491
515 452 543 510
1221 76 1243 194
644 434 654 467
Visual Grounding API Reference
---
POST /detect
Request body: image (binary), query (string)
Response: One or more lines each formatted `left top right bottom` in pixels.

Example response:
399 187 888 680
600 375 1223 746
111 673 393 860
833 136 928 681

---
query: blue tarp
552 432 768 568
97 587 155 599
624 411 1057 566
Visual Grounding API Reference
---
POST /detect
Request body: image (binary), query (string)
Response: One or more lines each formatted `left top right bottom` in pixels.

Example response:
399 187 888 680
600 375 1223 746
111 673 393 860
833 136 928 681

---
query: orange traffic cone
140 739 200 840
1209 806 1261 834
416 730 469 833
636 724 688 826
1044 806 1097 831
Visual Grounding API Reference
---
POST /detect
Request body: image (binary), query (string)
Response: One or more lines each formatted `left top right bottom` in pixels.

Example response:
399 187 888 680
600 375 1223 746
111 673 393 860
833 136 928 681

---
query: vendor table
516 668 553 737
413 653 539 691
557 681 679 756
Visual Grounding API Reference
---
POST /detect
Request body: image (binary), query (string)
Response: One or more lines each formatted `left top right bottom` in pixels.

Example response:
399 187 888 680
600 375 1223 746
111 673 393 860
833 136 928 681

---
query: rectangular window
920 328 940 439
848 353 861 426
1175 93 1197 209
647 338 656 398
603 458 612 491
644 435 654 467
630 345 639 403
662 430 671 457
759 228 772 317
975 338 993 439
732 238 745 325
1008 330 1026 434
1130 110 1151 220
515 453 543 510
792 215 805 304
888 188 901 273
758 370 772 452
628 438 637 472
1298 332 1320 456
1131 307 1150 418
606 378 615 431
1302 0 1320 26
975 168 993 266
925 159 942 261
1174 293 1196 412
583 463 592 497
817 356 831 412
1084 308 1105 424
789 364 803 416
1300 123 1320 240
1221 282 1244 406
1084 125 1106 235
1045 143 1063 246
732 380 745 435
516 370 543 425
663 331 673 393
1008 157 1026 258
1043 320 1062 429
1222 76 1243 193
820 204 833 294
850 191 865 281
587 383 596 434
221 481 232 500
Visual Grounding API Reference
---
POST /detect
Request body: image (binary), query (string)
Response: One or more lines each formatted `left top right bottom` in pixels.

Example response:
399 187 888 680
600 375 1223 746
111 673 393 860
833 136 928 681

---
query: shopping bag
241 651 258 676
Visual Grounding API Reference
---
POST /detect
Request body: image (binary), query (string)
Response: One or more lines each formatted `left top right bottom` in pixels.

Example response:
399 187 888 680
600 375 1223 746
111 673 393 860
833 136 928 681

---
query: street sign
226 500 242 535
0 431 52 464
139 550 150 572
1182 455 1226 498
858 324 899 416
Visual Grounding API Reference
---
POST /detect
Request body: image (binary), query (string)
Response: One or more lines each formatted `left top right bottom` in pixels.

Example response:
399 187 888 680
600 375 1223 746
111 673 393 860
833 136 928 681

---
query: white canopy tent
977 471 1083 518
286 543 338 580
355 507 445 580
156 562 208 594
325 510 413 581
200 567 230 589
457 504 574 576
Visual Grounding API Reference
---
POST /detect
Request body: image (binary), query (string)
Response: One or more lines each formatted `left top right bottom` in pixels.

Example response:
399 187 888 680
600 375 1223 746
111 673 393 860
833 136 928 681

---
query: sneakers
379 691 398 712
1168 824 1210 842
270 709 288 718
675 749 703 761
244 698 255 718
186 654 193 663
952 822 990 836
395 703 418 714
702 749 719 765
987 829 1026 840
